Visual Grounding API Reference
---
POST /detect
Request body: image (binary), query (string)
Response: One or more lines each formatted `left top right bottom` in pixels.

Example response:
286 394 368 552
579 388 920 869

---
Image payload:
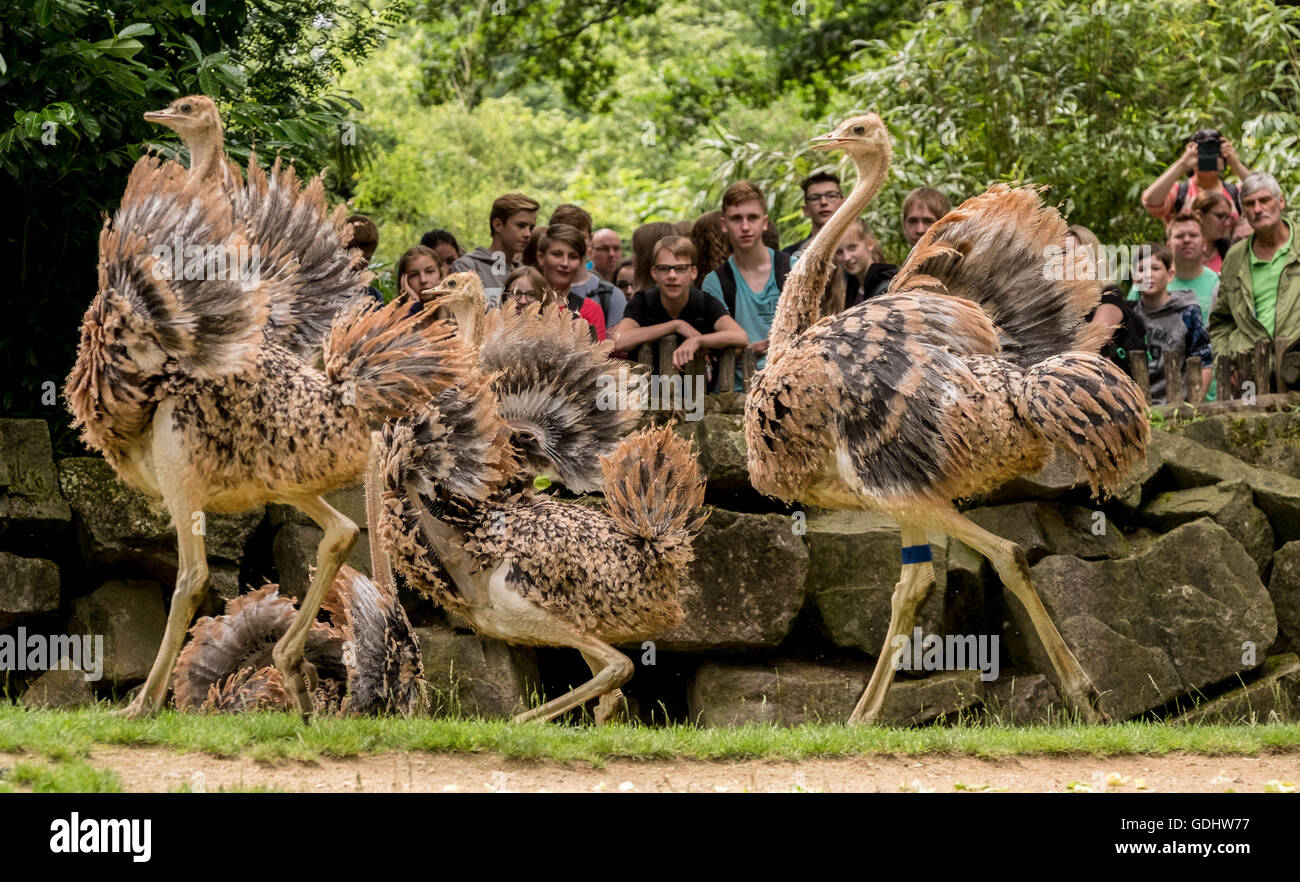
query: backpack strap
718 262 738 316
567 291 584 313
593 280 613 317
774 250 791 292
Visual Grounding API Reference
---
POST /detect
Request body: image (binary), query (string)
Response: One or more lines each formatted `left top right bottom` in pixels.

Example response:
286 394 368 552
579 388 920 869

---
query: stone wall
2 411 1298 724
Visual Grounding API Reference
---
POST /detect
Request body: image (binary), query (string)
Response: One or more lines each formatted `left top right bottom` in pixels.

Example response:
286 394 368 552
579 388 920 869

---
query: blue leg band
901 544 933 564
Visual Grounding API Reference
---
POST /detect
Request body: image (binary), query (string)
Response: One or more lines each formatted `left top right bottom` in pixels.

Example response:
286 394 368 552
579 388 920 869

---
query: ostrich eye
852 125 865 135
446 279 456 287
180 103 192 113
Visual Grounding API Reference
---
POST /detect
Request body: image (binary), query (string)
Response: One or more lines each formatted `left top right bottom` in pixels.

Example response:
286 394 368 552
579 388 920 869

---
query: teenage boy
901 186 951 248
610 236 748 375
1167 212 1219 400
451 192 539 304
702 181 793 380
1132 243 1213 405
782 172 844 256
549 204 626 326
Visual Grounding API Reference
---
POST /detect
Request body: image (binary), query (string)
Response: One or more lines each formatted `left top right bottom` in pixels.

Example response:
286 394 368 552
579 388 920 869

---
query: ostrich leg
931 508 1108 723
513 633 633 724
583 651 631 725
848 522 936 724
274 494 359 721
122 409 211 717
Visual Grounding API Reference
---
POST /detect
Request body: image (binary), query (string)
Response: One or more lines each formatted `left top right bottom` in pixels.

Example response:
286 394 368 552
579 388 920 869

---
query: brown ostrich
745 114 1150 724
372 302 706 723
173 564 425 715
66 130 466 720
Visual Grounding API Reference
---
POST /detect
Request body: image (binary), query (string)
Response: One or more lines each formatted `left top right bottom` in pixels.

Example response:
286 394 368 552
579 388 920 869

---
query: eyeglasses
505 288 538 302
806 192 843 204
652 264 694 275
616 280 634 290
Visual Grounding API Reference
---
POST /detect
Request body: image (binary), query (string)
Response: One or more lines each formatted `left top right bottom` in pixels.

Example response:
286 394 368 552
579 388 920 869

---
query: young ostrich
746 114 1149 724
173 564 425 716
372 302 707 723
66 140 466 720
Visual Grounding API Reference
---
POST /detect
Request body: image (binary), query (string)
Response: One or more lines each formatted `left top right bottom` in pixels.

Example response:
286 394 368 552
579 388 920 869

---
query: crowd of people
344 126 1295 404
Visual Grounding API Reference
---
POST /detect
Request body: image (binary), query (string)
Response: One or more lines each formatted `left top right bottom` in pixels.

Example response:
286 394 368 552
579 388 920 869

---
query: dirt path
40 748 1300 793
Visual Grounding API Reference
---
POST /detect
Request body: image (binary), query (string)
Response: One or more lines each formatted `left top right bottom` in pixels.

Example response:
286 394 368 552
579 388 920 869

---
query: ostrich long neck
767 146 891 366
184 122 225 184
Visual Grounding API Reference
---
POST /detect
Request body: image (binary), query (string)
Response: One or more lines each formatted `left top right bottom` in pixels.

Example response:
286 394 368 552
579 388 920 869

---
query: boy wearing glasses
610 236 748 372
782 172 844 257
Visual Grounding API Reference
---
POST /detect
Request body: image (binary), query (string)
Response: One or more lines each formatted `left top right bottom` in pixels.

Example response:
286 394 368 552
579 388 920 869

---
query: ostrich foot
115 694 160 719
594 689 631 725
276 654 319 722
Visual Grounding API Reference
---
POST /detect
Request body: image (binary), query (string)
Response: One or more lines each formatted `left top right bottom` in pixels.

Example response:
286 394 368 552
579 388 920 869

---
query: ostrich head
810 113 891 164
144 95 222 145
429 272 487 350
144 96 224 181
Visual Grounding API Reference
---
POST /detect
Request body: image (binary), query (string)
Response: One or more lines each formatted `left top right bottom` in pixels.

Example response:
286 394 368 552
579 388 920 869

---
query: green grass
1 705 1299 766
1 758 122 793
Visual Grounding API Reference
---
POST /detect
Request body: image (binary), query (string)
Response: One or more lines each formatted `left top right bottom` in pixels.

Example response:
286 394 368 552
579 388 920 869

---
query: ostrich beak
810 131 843 150
143 108 174 123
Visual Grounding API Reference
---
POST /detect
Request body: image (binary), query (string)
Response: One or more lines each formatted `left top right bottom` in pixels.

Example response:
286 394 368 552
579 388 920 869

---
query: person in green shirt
1208 172 1300 388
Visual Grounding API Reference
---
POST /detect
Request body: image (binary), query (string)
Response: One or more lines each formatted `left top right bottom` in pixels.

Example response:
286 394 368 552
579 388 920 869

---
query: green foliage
1 0 398 451
701 0 1300 260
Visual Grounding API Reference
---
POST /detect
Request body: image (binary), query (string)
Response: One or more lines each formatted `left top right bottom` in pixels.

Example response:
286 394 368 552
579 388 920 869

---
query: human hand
751 339 769 356
1179 141 1198 173
675 319 702 339
1221 138 1240 166
673 336 702 368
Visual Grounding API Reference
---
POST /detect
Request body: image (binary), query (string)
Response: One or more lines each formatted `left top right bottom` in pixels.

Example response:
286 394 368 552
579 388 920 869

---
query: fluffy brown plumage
746 114 1149 725
174 565 424 715
66 101 464 720
371 300 704 723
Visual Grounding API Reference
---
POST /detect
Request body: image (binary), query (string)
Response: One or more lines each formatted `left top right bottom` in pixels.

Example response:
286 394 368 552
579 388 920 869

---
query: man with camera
1142 129 1252 227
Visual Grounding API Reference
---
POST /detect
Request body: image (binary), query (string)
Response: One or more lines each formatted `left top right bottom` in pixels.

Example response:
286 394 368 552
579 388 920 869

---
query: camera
1191 129 1223 172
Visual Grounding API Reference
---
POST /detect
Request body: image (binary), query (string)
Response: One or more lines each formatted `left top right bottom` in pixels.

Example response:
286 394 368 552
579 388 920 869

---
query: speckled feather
748 185 1149 511
172 584 346 712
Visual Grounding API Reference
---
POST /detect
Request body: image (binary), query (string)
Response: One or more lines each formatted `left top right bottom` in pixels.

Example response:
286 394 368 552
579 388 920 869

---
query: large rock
980 673 1064 725
687 659 983 727
1149 431 1300 544
687 659 866 726
415 624 537 718
965 502 1129 564
1171 654 1300 724
1268 541 1300 646
67 579 167 685
0 552 59 628
58 458 263 564
1175 412 1300 479
1110 447 1163 519
271 523 373 601
0 419 71 543
674 414 750 492
20 667 96 709
656 508 808 651
1141 482 1273 574
1012 519 1276 720
803 510 947 653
